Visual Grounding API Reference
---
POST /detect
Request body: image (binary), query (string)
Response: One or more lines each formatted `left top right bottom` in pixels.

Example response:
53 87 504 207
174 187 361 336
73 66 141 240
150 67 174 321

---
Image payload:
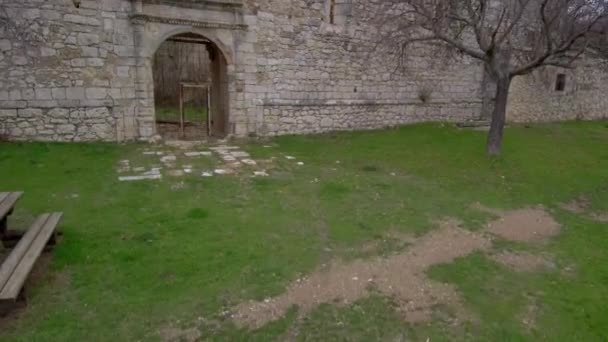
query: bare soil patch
489 251 550 272
560 196 590 214
591 213 608 223
521 297 540 331
159 326 202 342
486 207 560 242
560 196 608 223
232 221 491 329
231 206 561 329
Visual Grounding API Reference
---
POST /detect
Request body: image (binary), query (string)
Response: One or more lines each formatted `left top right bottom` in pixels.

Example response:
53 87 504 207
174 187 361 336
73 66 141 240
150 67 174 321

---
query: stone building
0 0 606 142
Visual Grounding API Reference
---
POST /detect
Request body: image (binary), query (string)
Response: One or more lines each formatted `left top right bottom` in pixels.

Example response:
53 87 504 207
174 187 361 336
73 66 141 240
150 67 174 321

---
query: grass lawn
156 106 208 124
0 121 607 341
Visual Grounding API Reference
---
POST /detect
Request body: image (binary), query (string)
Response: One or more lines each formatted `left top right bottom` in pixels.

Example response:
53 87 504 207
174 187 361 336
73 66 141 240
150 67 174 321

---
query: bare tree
377 0 608 155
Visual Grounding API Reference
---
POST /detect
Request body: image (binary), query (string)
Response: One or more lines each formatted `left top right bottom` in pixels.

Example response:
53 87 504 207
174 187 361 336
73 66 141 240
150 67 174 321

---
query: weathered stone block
0 39 12 52
35 88 52 100
18 108 42 118
87 58 105 67
86 107 110 118
22 89 35 100
57 124 76 134
81 46 98 57
0 101 26 109
116 66 130 77
78 33 100 46
28 100 59 108
12 56 27 65
64 14 100 26
66 87 85 100
0 109 17 117
71 58 87 67
9 90 21 100
103 18 114 31
40 47 56 57
81 99 113 107
52 88 66 100
48 108 69 118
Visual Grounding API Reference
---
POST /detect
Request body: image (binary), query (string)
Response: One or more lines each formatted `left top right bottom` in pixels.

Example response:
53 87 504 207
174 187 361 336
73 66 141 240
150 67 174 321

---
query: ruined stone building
0 0 606 142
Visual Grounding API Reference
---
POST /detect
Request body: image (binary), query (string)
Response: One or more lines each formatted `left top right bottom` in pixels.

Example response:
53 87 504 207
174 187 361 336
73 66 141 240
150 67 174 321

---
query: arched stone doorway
152 32 229 140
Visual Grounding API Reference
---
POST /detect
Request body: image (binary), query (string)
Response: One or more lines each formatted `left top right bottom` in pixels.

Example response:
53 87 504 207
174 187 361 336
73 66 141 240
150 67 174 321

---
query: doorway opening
153 33 229 140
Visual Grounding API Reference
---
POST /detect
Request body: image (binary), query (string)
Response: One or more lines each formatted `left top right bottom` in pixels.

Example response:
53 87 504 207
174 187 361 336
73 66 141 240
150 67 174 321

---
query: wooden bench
0 213 62 314
0 192 23 236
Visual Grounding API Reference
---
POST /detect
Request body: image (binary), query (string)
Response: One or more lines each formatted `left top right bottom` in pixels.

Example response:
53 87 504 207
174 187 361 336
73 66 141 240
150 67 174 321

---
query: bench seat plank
0 213 62 300
0 215 48 292
0 192 23 220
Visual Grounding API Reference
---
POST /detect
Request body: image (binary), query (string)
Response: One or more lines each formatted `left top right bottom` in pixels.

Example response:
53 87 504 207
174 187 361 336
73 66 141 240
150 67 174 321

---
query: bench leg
48 231 57 246
0 301 14 316
1 229 24 249
0 288 26 316
0 216 6 238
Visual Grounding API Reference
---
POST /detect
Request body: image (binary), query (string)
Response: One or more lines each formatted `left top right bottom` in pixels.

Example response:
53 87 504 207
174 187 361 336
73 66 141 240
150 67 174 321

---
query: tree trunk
480 68 497 120
486 77 512 156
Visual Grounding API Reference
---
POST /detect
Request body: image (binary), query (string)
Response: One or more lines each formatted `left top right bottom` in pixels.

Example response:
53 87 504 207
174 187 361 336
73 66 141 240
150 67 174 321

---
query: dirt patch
560 196 590 214
489 251 550 272
159 326 202 342
591 212 608 222
232 221 491 329
560 196 608 223
520 298 540 331
231 206 561 329
486 207 560 242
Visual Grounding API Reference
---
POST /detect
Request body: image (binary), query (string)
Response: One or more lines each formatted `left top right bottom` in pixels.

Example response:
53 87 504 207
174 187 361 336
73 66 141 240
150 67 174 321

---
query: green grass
156 106 208 124
0 121 607 341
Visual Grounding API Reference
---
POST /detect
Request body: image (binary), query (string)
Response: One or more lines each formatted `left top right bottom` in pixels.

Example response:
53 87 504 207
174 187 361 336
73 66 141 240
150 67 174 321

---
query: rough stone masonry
0 0 606 142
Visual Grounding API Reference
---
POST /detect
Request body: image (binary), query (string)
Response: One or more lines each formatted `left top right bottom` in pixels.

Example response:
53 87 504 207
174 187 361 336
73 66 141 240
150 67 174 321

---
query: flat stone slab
210 145 240 151
119 174 162 181
214 169 234 175
184 151 212 157
253 171 269 177
142 168 162 176
285 156 296 160
168 170 184 177
231 151 250 158
202 171 213 177
241 159 257 166
160 155 177 163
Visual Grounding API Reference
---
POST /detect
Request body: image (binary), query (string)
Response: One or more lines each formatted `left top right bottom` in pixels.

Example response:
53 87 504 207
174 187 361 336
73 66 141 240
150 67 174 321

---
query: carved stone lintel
130 14 247 31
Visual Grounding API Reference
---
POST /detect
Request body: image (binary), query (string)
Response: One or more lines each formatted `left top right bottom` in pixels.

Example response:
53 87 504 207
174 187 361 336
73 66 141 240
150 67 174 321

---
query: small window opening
327 0 352 25
329 0 336 24
555 73 566 91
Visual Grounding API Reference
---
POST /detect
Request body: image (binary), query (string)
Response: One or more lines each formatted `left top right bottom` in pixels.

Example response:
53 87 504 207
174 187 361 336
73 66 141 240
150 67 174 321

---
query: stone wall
0 0 138 141
0 0 605 142
508 60 608 122
247 0 485 136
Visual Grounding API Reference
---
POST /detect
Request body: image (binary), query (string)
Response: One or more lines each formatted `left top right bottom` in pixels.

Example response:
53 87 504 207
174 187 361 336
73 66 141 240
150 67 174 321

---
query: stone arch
148 26 235 65
133 23 236 139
